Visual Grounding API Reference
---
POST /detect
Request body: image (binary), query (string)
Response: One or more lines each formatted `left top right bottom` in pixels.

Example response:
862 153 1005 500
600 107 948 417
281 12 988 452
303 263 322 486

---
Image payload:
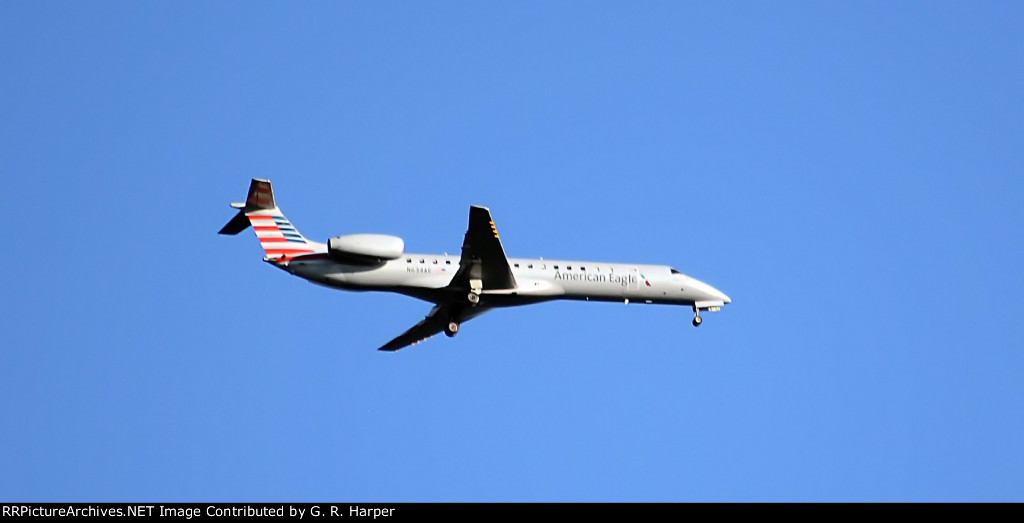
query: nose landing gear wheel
445 321 460 337
692 312 703 327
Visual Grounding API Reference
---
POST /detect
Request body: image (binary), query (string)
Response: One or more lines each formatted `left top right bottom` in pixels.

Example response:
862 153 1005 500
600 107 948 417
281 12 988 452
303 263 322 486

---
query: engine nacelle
327 234 405 264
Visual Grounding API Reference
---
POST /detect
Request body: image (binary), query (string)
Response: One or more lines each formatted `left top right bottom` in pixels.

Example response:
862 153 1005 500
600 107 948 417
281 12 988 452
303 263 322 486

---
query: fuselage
223 179 732 349
274 247 731 309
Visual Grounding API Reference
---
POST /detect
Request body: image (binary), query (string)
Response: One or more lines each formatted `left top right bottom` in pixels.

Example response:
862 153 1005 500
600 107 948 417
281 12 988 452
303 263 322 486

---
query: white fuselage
222 179 731 349
275 249 731 309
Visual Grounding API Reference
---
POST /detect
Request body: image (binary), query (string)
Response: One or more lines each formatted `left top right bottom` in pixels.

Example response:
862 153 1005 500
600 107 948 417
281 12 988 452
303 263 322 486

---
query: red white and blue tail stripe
219 178 326 261
246 211 316 258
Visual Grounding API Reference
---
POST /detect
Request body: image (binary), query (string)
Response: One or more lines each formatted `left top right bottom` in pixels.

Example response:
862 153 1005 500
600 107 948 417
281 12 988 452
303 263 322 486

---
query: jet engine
327 234 405 264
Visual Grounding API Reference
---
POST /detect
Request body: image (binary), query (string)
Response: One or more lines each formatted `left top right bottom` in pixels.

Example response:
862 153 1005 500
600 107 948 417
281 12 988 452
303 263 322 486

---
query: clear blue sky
2 2 1022 501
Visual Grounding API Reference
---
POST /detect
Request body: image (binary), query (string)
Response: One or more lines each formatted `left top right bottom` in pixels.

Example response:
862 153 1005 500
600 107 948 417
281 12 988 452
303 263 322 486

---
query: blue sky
2 2 1022 501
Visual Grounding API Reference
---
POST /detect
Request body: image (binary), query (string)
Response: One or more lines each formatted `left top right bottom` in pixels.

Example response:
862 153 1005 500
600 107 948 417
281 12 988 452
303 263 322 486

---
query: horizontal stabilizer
219 211 251 235
218 179 277 235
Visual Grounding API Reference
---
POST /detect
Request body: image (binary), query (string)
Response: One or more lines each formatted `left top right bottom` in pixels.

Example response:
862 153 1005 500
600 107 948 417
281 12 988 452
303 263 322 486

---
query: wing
449 206 517 291
380 206 513 352
377 305 492 352
377 305 449 352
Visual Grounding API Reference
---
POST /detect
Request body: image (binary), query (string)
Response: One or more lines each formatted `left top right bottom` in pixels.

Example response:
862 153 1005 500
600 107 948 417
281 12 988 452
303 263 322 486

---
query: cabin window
406 258 412 263
553 265 559 270
445 260 451 265
527 264 533 269
432 259 437 264
514 263 520 268
580 266 586 271
567 266 572 270
419 259 425 263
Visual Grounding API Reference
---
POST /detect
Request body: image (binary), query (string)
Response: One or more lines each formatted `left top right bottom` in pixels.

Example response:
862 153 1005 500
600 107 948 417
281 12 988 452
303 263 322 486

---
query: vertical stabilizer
219 179 323 260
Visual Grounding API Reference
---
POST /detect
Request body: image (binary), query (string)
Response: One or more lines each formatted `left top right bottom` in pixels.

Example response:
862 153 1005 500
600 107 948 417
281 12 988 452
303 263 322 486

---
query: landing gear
468 278 483 307
692 307 703 327
445 321 460 337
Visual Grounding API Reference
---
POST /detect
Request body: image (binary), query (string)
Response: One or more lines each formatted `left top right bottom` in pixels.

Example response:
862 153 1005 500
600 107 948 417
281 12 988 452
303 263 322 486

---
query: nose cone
717 289 732 304
689 277 731 305
706 284 731 304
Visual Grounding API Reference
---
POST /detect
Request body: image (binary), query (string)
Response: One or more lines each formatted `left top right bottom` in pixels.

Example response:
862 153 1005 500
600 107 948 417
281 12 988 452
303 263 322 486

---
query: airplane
220 179 731 351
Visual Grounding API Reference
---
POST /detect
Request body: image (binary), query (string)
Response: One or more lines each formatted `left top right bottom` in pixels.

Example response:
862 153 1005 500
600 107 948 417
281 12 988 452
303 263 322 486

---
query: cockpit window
670 268 683 275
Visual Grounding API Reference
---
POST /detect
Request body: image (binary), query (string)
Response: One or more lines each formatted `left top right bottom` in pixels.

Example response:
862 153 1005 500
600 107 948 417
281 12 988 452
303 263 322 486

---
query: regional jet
220 179 731 351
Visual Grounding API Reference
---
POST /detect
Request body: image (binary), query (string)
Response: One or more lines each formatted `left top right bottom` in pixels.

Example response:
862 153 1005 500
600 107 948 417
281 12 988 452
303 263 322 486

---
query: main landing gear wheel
445 321 460 337
467 292 480 306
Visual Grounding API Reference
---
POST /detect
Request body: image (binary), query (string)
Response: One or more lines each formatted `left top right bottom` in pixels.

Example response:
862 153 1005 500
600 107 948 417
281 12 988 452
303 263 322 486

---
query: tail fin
219 179 321 259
